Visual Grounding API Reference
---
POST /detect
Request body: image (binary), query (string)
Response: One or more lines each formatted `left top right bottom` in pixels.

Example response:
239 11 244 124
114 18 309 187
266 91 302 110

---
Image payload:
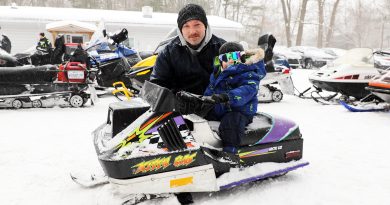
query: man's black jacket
150 35 226 95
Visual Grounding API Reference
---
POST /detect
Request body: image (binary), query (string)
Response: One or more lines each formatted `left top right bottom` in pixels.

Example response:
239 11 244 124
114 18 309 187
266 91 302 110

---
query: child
203 42 266 154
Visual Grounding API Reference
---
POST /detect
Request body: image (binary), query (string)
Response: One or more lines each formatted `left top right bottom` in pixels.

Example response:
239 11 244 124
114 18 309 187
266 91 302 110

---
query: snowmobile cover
0 65 57 83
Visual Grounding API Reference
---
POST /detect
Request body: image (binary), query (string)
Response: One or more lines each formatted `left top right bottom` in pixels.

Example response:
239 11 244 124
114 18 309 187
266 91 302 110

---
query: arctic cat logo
132 156 171 174
173 153 197 167
364 75 375 80
132 153 197 175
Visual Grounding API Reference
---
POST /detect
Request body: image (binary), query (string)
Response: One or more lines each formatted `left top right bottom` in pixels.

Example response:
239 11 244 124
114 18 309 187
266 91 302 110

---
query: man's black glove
202 93 229 104
176 91 202 115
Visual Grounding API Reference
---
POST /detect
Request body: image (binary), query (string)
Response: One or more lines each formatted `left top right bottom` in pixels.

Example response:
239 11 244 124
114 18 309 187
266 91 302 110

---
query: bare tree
295 0 308 46
317 0 325 48
280 0 292 47
325 0 341 47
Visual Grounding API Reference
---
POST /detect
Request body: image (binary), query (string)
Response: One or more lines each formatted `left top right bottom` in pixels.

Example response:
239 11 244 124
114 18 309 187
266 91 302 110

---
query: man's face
181 20 206 47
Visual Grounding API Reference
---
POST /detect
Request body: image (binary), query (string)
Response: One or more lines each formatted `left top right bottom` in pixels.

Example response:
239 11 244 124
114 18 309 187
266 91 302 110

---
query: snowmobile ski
70 173 109 188
218 160 309 190
340 100 389 112
121 193 173 205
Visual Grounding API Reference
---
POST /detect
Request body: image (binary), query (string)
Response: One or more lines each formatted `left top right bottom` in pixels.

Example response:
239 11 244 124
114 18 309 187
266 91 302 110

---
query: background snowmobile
257 34 294 103
86 27 142 89
87 81 307 204
11 34 66 66
0 33 12 54
340 67 390 112
302 48 381 104
0 34 20 67
0 61 96 109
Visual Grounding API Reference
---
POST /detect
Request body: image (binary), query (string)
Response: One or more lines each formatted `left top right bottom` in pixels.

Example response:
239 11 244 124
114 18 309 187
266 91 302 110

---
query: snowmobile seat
0 65 57 83
208 113 272 147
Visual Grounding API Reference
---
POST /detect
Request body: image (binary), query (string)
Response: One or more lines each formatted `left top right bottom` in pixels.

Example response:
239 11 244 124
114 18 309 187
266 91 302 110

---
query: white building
0 5 243 54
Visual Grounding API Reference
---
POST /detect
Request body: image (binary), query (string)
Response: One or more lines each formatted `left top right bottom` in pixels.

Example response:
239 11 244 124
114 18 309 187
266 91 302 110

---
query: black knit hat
219 42 244 55
39 32 45 37
177 4 208 31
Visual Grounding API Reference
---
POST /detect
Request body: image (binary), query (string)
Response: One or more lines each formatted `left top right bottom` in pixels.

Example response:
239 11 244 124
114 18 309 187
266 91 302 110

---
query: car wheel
305 59 313 69
12 99 23 109
32 99 43 108
272 90 283 102
69 94 84 108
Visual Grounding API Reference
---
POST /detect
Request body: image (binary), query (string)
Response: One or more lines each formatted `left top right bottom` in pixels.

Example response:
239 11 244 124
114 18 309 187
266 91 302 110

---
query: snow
1 69 390 205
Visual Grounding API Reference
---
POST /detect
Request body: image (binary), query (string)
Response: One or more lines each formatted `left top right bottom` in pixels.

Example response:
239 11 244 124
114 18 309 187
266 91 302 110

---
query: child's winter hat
219 41 244 55
177 4 208 31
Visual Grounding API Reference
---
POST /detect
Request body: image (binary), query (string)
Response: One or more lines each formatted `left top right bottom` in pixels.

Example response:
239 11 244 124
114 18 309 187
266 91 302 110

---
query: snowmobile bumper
109 164 218 194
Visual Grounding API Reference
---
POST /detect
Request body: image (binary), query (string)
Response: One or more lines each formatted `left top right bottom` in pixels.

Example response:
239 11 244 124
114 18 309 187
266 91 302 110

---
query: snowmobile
0 62 96 109
256 34 294 103
86 27 142 89
0 33 12 54
10 34 67 66
340 68 390 112
87 81 307 204
367 69 390 103
306 48 380 104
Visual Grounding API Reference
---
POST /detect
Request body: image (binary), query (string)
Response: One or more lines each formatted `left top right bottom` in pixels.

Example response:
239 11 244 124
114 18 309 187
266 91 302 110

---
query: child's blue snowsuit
204 58 266 152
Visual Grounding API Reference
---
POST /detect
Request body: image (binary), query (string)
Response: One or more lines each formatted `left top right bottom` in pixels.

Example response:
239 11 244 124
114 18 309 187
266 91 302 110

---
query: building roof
46 21 97 32
0 6 243 30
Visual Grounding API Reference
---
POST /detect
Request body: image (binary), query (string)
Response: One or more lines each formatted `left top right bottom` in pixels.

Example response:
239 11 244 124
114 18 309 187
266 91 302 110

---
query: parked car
289 46 336 69
273 46 303 69
373 49 390 70
321 47 347 58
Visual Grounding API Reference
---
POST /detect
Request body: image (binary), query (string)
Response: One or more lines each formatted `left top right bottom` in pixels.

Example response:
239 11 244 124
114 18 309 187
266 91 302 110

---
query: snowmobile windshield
333 48 373 67
140 81 178 112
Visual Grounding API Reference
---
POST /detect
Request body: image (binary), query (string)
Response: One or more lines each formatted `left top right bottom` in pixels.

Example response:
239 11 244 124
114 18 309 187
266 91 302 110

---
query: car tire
12 99 23 109
305 59 313 69
32 99 43 108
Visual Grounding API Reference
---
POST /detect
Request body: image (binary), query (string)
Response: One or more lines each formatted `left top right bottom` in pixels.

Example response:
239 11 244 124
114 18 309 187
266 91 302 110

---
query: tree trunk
317 0 325 48
296 0 308 46
325 0 341 47
280 0 292 47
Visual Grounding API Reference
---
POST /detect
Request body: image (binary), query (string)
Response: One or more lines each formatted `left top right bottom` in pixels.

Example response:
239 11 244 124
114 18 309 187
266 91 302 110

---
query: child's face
221 59 235 70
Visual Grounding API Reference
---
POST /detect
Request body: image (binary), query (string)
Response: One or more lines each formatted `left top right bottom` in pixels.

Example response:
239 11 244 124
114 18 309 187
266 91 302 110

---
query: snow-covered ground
1 69 390 205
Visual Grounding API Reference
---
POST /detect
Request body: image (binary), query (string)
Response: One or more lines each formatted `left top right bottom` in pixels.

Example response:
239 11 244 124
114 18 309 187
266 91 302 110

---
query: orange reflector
170 177 193 188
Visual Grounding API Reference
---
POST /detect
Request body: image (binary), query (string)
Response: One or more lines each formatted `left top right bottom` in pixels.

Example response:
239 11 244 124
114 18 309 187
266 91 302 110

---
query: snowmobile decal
132 156 171 174
116 112 172 149
131 152 198 175
173 153 197 167
239 146 282 159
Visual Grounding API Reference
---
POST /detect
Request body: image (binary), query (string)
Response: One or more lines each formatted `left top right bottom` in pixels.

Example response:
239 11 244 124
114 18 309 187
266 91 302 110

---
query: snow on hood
333 48 373 67
274 46 302 59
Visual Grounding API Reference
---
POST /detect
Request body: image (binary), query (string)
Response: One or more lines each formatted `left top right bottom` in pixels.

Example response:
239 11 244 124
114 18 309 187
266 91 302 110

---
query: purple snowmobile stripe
256 114 297 144
146 116 186 134
219 162 309 190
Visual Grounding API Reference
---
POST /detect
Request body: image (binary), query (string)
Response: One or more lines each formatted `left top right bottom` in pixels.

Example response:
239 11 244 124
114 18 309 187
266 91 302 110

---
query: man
150 4 226 95
36 32 52 52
